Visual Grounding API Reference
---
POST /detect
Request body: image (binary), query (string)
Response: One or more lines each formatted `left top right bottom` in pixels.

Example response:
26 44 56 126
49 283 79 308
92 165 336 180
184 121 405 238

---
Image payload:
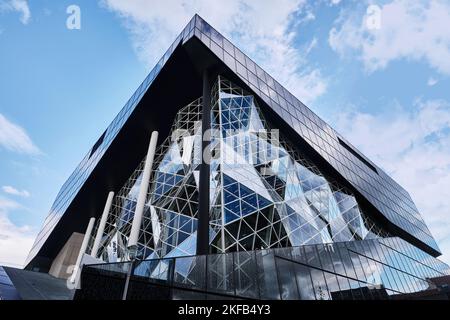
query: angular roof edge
186 14 441 256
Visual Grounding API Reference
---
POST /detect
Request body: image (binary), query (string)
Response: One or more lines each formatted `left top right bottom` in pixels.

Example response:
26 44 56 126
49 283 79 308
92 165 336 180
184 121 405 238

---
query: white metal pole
91 191 114 258
127 131 159 259
70 217 95 283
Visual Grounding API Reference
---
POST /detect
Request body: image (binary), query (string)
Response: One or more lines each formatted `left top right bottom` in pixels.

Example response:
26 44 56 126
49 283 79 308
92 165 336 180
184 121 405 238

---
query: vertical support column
70 217 96 284
122 259 135 300
91 191 114 258
127 131 159 259
197 69 211 255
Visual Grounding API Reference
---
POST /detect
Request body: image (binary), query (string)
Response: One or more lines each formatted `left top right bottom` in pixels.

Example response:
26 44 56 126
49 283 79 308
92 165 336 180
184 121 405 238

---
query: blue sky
1 0 450 267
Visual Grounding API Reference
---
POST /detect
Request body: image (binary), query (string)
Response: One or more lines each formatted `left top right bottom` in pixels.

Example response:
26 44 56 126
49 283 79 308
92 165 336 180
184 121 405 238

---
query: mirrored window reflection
335 274 352 300
349 251 367 282
309 268 330 300
368 241 381 262
398 271 412 293
329 245 346 277
384 266 400 293
275 257 300 300
379 265 394 292
234 251 258 299
337 243 358 279
304 245 321 269
323 271 341 300
290 246 307 264
317 244 334 273
358 254 375 284
293 264 315 300
389 267 406 293
255 250 281 300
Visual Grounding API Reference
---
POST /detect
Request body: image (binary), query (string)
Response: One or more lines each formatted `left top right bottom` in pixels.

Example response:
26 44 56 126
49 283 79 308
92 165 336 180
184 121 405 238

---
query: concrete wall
49 232 84 279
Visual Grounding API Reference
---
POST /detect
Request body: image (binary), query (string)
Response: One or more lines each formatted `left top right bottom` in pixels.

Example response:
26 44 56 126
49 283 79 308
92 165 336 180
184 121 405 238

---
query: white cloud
305 37 318 56
2 186 30 198
0 198 35 268
334 98 450 265
330 0 342 5
302 10 315 23
427 77 438 86
100 0 327 103
329 0 450 75
0 0 31 25
0 113 40 155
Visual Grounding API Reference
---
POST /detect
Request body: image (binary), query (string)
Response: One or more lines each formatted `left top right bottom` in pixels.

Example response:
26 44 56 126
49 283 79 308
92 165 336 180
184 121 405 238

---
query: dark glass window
335 274 352 299
338 137 378 174
89 130 106 158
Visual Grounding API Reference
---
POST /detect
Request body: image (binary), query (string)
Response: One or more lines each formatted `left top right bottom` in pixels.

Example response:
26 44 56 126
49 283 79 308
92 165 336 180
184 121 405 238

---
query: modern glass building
25 15 450 300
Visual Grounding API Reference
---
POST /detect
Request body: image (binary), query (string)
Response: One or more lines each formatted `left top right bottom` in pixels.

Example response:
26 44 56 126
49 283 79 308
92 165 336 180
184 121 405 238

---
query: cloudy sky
1 0 450 267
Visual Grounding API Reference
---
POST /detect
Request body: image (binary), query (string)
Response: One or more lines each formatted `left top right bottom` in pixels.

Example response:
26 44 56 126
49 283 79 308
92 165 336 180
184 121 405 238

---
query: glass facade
28 15 440 266
190 17 439 254
29 14 445 301
76 76 449 301
77 237 450 300
92 77 391 262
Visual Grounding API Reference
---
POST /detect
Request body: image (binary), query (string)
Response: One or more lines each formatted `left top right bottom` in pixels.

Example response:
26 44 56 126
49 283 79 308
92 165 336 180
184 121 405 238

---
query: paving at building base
3 267 74 300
